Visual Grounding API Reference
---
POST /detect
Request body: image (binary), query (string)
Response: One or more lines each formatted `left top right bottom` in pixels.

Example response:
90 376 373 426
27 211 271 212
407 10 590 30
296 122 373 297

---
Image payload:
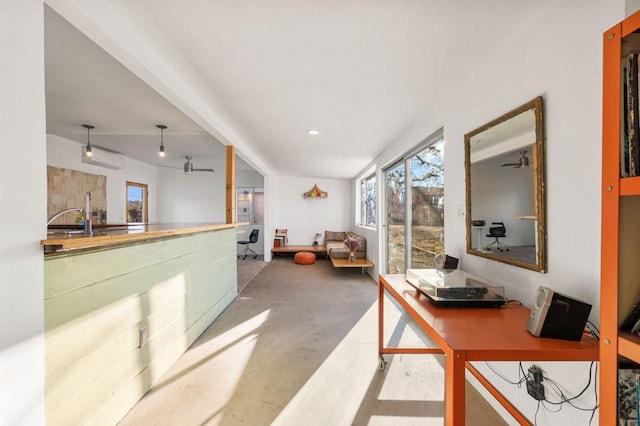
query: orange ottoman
294 251 316 265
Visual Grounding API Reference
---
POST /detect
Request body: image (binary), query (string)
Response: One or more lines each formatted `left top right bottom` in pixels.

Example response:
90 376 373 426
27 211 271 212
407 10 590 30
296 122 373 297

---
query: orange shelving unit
601 9 640 424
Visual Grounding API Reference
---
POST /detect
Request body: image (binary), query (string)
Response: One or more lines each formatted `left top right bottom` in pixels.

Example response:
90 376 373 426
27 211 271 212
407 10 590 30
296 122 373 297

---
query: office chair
238 229 259 259
486 222 509 252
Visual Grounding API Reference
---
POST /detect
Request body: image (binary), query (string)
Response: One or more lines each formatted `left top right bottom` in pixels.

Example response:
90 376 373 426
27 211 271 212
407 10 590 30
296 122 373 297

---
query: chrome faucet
47 208 83 225
84 191 92 236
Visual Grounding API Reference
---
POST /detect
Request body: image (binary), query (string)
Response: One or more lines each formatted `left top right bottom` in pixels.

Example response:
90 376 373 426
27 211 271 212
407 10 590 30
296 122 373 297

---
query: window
384 162 405 273
126 181 148 224
409 139 444 269
360 174 376 226
384 129 444 273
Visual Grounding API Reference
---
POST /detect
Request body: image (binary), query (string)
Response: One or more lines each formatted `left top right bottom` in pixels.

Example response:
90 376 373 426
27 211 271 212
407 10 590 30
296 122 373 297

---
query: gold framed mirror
464 96 546 272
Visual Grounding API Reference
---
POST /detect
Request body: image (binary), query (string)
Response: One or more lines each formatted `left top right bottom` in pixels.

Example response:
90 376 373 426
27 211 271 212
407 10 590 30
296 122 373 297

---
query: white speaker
527 286 592 341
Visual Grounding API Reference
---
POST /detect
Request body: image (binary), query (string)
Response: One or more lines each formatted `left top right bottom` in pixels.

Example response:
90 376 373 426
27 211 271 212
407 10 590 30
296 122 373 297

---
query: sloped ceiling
44 1 536 178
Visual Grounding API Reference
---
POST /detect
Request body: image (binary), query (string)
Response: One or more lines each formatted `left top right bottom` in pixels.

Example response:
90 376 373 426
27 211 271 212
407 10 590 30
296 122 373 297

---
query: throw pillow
325 231 346 242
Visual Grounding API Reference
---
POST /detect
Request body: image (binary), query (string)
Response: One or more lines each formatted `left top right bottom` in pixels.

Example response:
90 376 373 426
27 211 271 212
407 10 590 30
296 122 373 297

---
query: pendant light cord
82 124 94 156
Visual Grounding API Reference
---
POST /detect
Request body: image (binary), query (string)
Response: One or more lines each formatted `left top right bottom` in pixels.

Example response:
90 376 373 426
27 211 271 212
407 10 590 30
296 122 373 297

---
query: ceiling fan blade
501 150 529 168
178 156 214 173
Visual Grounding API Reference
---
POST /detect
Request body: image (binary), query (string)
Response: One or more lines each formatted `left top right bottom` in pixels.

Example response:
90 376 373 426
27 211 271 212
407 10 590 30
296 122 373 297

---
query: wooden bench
271 245 327 257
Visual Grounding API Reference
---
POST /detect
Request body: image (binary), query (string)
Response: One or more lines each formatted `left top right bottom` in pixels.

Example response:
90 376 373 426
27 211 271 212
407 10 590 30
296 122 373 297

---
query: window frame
126 181 148 224
360 172 377 227
382 128 444 273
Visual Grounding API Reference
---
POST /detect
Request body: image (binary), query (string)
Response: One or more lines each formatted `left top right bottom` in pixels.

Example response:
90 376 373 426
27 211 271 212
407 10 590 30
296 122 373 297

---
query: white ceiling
44 6 232 172
44 1 537 178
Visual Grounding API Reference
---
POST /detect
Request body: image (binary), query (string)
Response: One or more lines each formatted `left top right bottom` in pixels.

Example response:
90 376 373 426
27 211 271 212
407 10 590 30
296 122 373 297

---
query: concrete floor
235 254 267 293
119 257 506 425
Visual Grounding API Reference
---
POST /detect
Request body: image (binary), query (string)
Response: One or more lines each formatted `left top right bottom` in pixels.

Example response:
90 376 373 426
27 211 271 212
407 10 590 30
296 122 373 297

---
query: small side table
471 226 487 251
330 257 374 274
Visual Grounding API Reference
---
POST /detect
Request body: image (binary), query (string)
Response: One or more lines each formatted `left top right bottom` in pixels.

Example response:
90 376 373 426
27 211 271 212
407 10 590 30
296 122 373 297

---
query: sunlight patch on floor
153 309 270 390
273 299 445 425
119 310 271 425
197 333 259 424
378 354 445 402
368 415 444 426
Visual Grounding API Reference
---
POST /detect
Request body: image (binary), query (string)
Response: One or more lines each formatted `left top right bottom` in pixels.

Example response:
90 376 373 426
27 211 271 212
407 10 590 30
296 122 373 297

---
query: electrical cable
541 362 599 426
585 320 600 340
586 320 600 334
519 362 528 385
541 400 563 414
484 362 528 386
590 362 599 426
486 360 599 424
543 362 596 405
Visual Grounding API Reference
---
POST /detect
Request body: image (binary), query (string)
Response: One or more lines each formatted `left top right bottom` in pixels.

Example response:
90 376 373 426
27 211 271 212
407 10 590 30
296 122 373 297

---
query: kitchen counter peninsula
42 222 245 254
42 222 246 424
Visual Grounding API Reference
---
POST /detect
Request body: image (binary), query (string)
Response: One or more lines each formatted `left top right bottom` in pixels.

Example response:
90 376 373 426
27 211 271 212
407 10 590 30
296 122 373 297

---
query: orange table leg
378 280 389 370
378 279 444 370
378 280 384 356
446 350 466 426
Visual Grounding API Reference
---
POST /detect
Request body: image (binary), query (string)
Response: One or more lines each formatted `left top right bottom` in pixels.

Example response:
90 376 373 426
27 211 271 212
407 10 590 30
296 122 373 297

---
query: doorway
237 187 264 225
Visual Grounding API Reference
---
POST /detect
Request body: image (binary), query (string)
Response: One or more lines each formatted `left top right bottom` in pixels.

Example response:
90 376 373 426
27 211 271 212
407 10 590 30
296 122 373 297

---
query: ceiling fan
501 150 529 168
182 156 214 173
159 156 215 174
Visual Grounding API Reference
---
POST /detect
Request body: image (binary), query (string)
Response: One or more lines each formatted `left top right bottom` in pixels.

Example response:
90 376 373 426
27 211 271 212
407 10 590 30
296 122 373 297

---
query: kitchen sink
47 224 133 236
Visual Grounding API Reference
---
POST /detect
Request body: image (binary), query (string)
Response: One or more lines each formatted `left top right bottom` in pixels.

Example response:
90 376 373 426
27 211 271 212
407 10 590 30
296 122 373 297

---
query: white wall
156 166 225 223
47 135 158 223
237 168 264 188
47 135 234 225
353 2 625 424
271 176 351 247
0 1 46 424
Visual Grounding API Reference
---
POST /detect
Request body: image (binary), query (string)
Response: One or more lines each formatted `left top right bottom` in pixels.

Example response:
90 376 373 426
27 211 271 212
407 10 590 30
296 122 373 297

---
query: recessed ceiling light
307 129 320 136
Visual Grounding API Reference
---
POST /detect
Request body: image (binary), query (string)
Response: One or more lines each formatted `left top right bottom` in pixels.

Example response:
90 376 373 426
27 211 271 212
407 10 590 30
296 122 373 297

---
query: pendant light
82 124 94 157
156 124 167 157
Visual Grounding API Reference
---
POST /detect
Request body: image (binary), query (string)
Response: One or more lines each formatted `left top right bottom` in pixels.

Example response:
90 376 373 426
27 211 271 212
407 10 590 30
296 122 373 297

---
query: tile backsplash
47 166 107 224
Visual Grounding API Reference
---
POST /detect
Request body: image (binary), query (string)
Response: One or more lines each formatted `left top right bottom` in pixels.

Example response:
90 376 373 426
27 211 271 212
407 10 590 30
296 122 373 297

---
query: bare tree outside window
410 141 444 269
385 163 406 273
385 132 444 274
361 174 377 226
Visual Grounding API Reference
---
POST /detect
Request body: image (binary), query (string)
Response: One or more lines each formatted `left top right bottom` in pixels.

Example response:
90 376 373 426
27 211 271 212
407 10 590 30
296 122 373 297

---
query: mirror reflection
464 96 546 272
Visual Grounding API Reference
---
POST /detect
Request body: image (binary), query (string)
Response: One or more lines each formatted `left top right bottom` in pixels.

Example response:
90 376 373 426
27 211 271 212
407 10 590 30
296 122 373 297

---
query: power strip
526 365 545 401
528 365 544 382
527 380 545 400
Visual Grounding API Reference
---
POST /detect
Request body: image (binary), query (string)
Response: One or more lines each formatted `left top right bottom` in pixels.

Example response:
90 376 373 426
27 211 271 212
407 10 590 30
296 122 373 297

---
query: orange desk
378 274 599 426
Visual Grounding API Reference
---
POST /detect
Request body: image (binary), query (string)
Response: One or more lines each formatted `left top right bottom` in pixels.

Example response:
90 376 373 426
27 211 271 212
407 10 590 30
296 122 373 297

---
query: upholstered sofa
324 230 367 259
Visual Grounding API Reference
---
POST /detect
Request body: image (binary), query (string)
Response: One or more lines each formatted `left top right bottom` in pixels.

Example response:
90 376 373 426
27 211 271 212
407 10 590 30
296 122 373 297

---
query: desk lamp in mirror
464 96 546 272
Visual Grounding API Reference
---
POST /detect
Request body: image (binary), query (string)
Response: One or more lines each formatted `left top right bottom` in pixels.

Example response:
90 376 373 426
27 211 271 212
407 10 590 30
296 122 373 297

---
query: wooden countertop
42 222 247 254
